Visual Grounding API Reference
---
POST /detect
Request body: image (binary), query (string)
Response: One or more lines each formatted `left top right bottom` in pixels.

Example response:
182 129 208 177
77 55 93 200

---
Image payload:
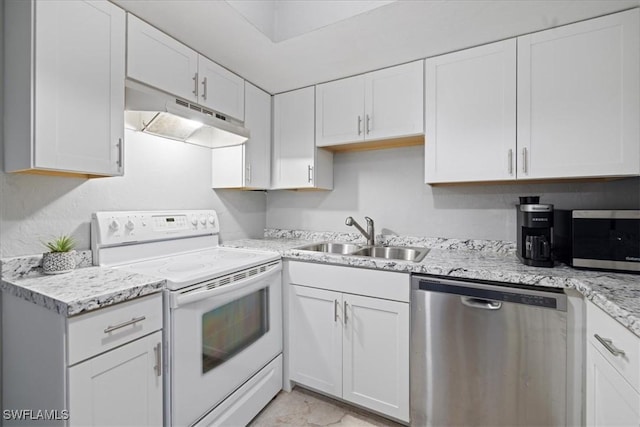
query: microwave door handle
173 263 282 308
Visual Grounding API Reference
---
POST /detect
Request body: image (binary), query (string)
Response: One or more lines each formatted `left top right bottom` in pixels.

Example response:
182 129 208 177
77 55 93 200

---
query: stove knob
125 220 135 231
208 215 216 226
109 219 120 232
199 215 207 226
190 215 198 226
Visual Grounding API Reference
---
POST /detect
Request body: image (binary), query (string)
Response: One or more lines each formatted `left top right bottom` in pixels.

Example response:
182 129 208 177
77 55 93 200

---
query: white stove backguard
91 210 220 266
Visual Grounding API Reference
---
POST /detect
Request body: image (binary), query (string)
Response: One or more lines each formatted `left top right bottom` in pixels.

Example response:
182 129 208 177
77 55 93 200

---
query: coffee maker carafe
516 196 554 268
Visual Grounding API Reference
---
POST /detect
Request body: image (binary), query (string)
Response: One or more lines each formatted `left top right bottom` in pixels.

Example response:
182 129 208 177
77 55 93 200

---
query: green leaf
43 235 76 253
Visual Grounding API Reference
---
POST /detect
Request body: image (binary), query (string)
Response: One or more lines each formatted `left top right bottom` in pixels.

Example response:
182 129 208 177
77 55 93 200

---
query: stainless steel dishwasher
411 275 568 426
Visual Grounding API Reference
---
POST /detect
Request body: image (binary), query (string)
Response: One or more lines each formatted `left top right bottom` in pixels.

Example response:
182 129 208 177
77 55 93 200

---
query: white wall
266 146 640 242
0 130 267 257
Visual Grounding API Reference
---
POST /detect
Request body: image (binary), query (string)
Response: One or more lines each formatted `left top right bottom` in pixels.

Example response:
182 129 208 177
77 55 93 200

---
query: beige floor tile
249 387 403 427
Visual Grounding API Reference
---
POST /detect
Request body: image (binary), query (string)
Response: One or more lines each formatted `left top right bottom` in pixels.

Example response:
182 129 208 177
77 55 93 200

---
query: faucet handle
345 216 354 226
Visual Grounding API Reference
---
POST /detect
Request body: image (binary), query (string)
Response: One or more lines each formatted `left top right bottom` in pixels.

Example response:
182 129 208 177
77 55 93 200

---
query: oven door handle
172 263 282 308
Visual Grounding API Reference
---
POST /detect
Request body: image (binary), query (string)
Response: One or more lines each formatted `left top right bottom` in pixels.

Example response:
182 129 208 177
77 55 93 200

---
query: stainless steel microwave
566 210 640 273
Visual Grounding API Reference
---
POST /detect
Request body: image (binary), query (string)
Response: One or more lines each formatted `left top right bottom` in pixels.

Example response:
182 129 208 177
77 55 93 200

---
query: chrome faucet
345 216 375 246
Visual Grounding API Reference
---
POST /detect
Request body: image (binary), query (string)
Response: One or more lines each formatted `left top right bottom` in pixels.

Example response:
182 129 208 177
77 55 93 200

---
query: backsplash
0 130 267 257
266 146 640 242
264 228 516 254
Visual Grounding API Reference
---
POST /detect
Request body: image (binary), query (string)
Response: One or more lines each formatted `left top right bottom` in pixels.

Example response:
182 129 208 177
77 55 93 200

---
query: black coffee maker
516 196 554 267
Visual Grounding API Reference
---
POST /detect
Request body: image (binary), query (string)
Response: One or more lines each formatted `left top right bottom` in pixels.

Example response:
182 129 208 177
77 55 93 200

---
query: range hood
125 80 249 148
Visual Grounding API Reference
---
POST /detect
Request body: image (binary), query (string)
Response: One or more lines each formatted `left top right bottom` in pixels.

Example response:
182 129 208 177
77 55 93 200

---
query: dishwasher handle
461 297 502 310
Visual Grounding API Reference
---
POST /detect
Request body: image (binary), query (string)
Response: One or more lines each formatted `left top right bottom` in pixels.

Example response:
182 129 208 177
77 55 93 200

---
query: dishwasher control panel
414 277 566 311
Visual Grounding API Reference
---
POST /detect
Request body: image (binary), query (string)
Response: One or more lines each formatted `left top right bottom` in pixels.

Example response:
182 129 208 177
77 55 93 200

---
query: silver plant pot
42 250 76 275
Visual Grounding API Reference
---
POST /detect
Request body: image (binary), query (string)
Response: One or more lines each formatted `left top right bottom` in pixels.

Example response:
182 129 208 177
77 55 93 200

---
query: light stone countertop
0 251 165 317
223 232 640 339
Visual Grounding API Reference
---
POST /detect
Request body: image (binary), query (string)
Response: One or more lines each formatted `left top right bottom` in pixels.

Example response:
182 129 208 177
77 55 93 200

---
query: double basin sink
296 242 430 263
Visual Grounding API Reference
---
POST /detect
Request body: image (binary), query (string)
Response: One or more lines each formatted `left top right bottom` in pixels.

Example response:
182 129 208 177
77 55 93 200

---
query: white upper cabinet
517 9 640 179
198 56 245 121
316 75 366 146
425 9 639 184
364 61 424 142
127 14 245 120
212 82 270 189
272 87 333 190
316 61 424 148
425 40 517 183
127 14 198 103
4 0 125 177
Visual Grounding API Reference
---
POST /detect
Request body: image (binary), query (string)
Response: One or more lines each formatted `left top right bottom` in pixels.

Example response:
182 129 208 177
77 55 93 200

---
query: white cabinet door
24 0 125 176
211 83 270 189
316 75 365 147
289 285 343 398
127 14 198 102
211 145 245 188
365 61 424 142
425 40 517 183
586 343 640 426
198 56 245 121
273 88 314 188
244 82 271 189
342 294 409 422
273 87 332 189
68 331 163 426
517 9 640 179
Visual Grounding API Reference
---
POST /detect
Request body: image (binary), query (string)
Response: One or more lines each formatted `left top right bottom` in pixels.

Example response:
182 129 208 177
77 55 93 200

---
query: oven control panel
92 210 220 247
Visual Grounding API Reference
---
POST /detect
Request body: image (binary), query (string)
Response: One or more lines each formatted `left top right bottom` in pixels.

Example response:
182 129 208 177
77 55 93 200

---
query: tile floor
249 387 404 427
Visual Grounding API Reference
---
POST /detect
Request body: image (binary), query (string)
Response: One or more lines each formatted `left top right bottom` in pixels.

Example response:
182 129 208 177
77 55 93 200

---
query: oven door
170 261 282 426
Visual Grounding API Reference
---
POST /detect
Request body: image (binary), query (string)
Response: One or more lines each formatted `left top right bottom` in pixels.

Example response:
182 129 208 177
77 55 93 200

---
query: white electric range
92 210 283 427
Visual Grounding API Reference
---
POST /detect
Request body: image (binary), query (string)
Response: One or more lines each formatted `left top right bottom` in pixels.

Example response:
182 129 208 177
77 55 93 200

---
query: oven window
202 288 269 373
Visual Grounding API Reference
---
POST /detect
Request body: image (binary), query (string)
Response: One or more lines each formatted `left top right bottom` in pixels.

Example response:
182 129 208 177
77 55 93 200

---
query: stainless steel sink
350 246 430 262
296 241 430 262
296 242 364 254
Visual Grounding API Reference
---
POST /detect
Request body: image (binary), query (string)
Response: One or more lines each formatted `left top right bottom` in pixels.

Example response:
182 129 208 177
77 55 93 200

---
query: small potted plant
41 235 76 274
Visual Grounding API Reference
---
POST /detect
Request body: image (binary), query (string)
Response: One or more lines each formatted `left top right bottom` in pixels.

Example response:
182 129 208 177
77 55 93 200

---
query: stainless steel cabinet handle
193 72 199 97
307 165 313 183
154 342 162 377
522 147 528 174
103 316 146 334
461 297 502 310
246 165 251 183
334 299 339 322
357 116 362 135
344 301 348 325
366 114 371 134
594 334 626 357
117 138 123 169
508 149 513 175
201 76 208 101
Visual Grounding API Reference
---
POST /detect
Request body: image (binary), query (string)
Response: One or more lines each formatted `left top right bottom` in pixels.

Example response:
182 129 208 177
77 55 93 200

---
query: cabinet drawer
286 261 409 302
68 293 162 365
587 301 640 392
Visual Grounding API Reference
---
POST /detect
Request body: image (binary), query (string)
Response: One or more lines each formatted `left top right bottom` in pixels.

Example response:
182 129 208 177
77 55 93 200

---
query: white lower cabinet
286 262 409 423
68 331 163 426
586 301 640 426
2 292 163 426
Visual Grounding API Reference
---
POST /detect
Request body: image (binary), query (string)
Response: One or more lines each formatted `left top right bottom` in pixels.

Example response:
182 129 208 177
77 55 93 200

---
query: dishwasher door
410 276 568 427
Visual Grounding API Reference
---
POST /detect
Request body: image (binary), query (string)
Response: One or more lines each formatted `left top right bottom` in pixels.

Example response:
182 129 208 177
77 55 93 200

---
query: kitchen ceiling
112 0 639 95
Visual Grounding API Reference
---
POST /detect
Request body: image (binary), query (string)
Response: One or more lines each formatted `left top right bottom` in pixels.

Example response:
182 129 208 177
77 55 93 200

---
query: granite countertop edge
1 252 166 317
222 237 640 339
